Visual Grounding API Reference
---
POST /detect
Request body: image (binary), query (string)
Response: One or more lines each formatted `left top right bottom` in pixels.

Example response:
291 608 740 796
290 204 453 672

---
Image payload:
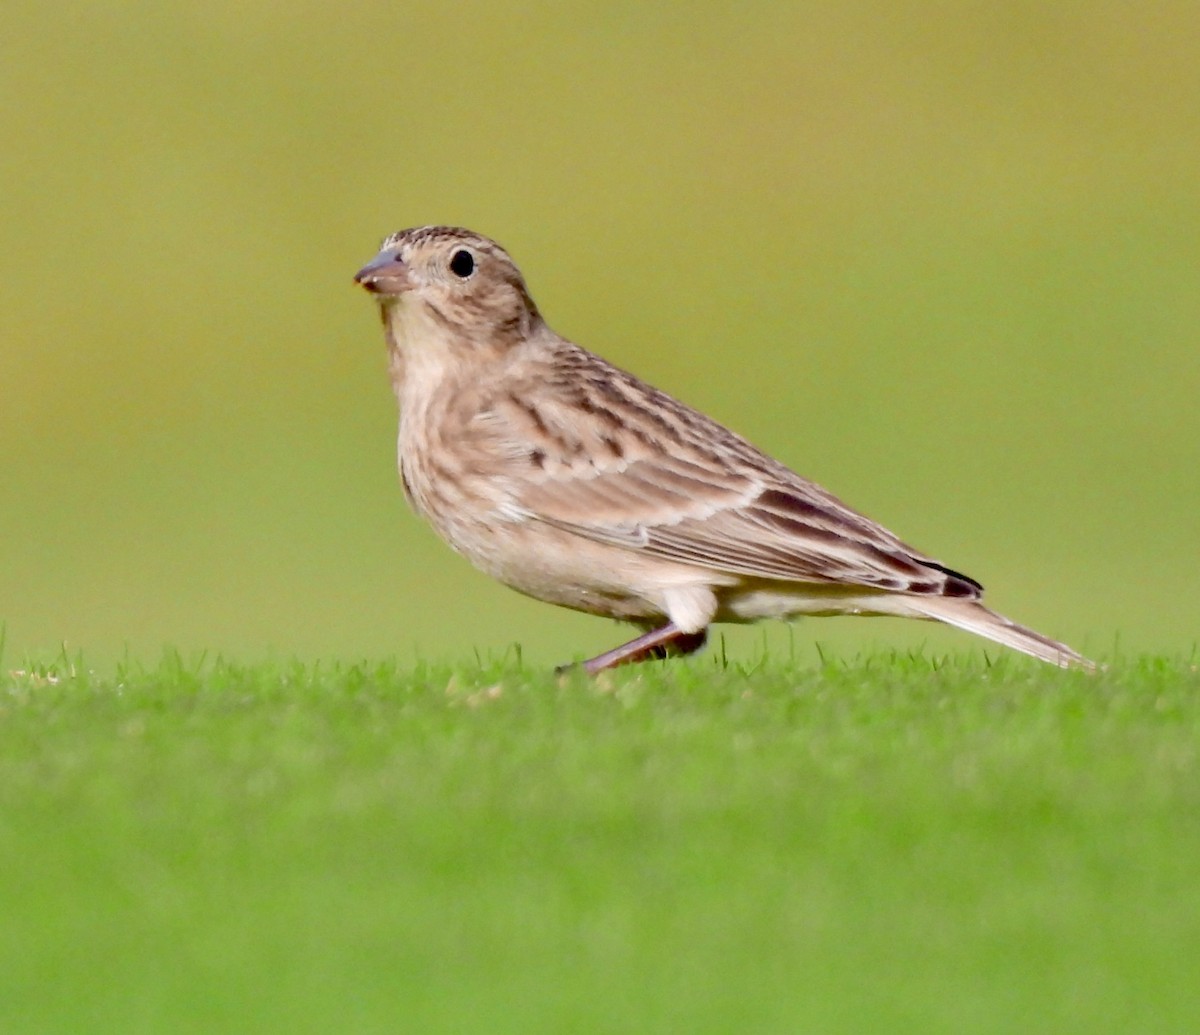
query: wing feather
461 346 980 598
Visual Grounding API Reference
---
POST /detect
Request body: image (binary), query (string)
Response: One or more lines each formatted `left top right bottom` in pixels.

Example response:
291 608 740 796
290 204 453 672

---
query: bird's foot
556 623 709 676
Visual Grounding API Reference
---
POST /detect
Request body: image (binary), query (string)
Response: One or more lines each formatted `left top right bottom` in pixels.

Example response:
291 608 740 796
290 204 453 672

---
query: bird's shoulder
454 335 775 480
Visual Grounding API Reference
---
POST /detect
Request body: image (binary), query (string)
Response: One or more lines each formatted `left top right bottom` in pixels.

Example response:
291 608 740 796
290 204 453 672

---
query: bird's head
355 227 542 354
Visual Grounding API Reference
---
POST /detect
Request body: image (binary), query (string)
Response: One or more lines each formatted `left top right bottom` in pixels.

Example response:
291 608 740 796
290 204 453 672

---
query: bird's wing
462 353 980 597
522 458 975 594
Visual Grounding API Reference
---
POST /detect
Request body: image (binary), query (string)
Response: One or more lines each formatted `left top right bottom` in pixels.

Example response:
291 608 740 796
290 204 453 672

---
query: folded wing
465 356 981 599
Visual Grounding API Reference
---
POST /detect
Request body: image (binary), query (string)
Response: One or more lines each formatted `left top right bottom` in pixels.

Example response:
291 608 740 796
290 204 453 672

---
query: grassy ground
1 648 1197 1034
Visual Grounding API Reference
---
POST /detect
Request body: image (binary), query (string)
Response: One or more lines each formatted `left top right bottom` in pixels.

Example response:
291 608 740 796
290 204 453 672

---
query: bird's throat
382 297 474 403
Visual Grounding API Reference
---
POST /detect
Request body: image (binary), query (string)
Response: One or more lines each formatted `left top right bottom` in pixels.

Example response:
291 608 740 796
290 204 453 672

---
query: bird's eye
449 249 475 278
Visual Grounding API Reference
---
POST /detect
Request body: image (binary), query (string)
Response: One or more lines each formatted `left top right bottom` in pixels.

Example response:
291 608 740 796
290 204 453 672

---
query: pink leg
560 622 709 676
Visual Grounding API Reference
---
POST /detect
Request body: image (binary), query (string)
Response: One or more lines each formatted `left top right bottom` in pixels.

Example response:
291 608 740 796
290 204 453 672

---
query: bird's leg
560 622 709 676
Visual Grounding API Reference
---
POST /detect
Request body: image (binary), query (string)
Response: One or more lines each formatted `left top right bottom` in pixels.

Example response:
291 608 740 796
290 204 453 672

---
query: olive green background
3 2 1197 667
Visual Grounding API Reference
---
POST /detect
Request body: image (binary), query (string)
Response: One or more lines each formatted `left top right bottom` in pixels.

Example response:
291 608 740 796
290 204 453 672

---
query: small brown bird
355 226 1093 674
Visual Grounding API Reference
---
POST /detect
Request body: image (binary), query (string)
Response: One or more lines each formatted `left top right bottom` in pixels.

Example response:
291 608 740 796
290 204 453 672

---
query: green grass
2 650 1198 1034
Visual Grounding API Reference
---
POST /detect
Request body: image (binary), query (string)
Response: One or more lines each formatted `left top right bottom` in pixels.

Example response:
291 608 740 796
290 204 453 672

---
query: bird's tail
902 596 1096 671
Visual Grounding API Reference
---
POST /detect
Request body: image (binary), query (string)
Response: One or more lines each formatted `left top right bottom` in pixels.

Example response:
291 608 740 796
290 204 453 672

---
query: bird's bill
354 248 411 296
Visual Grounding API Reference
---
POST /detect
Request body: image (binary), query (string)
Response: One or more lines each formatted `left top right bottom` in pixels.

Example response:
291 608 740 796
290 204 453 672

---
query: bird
354 226 1094 674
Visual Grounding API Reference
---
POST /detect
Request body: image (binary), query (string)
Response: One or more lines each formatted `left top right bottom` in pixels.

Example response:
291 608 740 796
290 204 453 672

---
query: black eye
449 249 475 278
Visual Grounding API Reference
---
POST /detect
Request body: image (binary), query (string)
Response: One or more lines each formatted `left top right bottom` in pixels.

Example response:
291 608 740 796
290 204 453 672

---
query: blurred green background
2 1 1197 668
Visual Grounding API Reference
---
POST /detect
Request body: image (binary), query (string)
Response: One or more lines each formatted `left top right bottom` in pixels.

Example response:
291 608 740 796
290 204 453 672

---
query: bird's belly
439 514 731 625
464 525 663 620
